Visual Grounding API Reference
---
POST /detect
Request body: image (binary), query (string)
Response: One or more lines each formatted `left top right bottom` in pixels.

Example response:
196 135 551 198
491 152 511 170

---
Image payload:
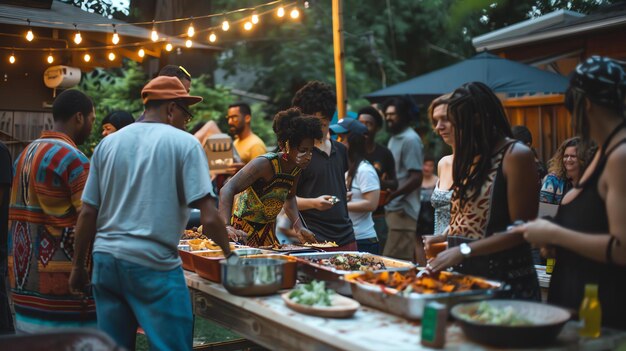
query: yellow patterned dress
231 153 300 247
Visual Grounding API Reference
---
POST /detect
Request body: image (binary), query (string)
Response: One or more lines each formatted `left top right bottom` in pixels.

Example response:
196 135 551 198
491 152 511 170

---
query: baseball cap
330 117 368 135
567 56 626 112
141 76 203 115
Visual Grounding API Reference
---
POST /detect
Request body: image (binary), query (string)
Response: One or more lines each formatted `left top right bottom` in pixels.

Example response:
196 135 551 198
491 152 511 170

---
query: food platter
259 244 321 254
282 292 360 318
344 270 503 320
291 252 415 295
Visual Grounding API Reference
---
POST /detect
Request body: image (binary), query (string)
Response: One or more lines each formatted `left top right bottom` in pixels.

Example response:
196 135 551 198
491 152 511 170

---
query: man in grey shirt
382 97 425 264
70 76 231 350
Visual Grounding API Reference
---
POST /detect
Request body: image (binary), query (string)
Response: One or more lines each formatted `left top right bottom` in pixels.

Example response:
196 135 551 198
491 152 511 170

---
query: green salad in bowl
288 281 334 307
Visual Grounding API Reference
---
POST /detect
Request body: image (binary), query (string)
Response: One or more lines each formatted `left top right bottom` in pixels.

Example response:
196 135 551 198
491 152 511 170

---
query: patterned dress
8 131 96 332
231 153 300 247
448 141 540 300
431 182 452 235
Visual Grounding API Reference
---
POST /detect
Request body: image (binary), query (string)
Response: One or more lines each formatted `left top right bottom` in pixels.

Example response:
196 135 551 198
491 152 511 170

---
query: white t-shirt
83 123 214 271
347 161 380 241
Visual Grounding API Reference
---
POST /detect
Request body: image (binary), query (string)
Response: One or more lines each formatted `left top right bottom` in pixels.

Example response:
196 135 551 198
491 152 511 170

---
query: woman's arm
283 175 317 242
218 157 271 224
347 190 380 212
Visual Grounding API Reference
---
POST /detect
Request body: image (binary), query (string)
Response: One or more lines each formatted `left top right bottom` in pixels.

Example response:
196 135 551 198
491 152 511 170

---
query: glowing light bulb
187 23 195 37
251 14 259 24
83 53 91 62
304 1 310 9
108 52 115 61
185 39 192 48
277 7 285 17
165 43 173 51
47 54 53 64
112 31 120 45
222 20 230 31
290 8 300 19
26 29 34 42
244 22 253 31
151 28 159 42
9 54 15 64
74 32 82 45
209 33 217 43
138 48 145 57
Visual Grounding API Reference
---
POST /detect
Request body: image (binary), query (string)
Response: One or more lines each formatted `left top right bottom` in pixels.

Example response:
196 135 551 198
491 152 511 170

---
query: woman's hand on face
509 218 558 247
296 228 318 244
426 246 463 273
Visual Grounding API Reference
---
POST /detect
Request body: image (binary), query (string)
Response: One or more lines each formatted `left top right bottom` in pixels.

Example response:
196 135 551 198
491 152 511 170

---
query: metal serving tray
291 252 416 296
344 271 503 320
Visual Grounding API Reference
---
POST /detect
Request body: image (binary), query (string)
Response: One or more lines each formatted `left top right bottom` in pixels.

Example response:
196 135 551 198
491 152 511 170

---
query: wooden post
332 0 347 119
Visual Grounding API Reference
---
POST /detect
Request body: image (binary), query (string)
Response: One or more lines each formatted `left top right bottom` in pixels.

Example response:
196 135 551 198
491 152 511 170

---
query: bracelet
606 236 616 264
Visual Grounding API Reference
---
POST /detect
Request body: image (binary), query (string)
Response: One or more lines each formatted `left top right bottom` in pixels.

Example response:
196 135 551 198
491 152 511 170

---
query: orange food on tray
354 269 493 295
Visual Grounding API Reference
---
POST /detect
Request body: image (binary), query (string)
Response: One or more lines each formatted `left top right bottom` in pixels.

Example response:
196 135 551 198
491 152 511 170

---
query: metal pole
332 0 347 119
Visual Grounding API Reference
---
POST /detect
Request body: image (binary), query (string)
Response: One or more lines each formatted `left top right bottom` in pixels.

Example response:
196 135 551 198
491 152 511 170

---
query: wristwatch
459 243 472 258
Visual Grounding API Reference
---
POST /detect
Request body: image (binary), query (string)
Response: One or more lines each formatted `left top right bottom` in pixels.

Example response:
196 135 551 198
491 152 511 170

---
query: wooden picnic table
185 271 626 351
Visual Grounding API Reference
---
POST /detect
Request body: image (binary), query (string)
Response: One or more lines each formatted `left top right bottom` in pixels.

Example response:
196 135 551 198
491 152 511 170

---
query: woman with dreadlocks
513 56 626 329
426 81 541 300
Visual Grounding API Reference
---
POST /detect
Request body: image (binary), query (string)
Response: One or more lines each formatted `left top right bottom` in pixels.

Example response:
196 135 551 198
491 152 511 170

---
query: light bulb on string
138 48 145 57
209 32 217 43
222 20 230 31
187 21 195 37
244 21 253 31
73 24 82 44
9 53 16 64
108 52 116 61
185 39 193 48
47 52 54 64
151 21 159 42
165 43 173 51
290 8 300 19
304 1 310 9
277 7 285 17
26 19 34 41
83 53 91 62
251 14 259 24
112 30 120 45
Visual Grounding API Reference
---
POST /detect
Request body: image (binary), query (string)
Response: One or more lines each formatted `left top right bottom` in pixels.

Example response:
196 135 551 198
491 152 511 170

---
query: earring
282 141 289 161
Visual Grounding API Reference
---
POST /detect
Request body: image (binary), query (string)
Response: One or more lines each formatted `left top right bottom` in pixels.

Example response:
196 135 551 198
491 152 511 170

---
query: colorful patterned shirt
8 131 96 332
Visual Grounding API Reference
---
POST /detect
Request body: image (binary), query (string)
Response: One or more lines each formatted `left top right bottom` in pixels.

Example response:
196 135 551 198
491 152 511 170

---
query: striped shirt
8 131 96 332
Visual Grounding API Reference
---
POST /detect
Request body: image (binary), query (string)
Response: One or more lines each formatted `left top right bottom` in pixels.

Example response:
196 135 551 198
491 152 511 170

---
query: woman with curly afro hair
219 108 323 247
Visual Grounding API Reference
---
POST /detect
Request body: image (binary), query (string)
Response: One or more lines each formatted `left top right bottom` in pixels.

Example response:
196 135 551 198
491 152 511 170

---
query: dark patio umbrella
365 52 569 104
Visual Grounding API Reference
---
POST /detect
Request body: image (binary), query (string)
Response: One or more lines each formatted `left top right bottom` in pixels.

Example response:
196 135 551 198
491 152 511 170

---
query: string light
290 8 300 19
251 13 259 24
244 21 253 31
209 32 217 43
9 52 16 64
222 20 230 31
83 53 91 62
47 52 54 64
108 52 116 61
151 21 159 42
277 7 285 17
185 39 193 48
26 20 34 41
73 24 82 45
165 43 173 51
304 1 310 9
187 20 195 37
112 30 120 45
138 48 145 57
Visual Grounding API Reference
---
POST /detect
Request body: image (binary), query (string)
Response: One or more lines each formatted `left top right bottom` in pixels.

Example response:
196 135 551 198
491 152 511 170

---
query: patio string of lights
2 0 307 64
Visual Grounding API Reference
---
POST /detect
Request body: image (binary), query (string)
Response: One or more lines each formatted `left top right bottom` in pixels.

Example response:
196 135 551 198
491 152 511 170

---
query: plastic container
579 284 601 338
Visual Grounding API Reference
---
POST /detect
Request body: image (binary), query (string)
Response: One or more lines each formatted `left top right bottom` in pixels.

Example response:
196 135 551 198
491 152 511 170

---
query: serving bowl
451 300 571 348
247 254 298 289
220 258 285 296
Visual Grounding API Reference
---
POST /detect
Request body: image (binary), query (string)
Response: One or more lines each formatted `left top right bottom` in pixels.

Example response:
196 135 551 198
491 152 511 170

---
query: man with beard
382 97 425 264
8 89 96 332
70 76 231 350
227 102 266 164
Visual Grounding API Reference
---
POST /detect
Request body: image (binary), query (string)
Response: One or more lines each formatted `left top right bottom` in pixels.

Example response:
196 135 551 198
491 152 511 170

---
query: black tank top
550 123 626 330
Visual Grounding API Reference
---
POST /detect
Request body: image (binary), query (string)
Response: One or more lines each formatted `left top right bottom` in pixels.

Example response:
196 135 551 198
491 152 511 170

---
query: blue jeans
92 253 192 351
